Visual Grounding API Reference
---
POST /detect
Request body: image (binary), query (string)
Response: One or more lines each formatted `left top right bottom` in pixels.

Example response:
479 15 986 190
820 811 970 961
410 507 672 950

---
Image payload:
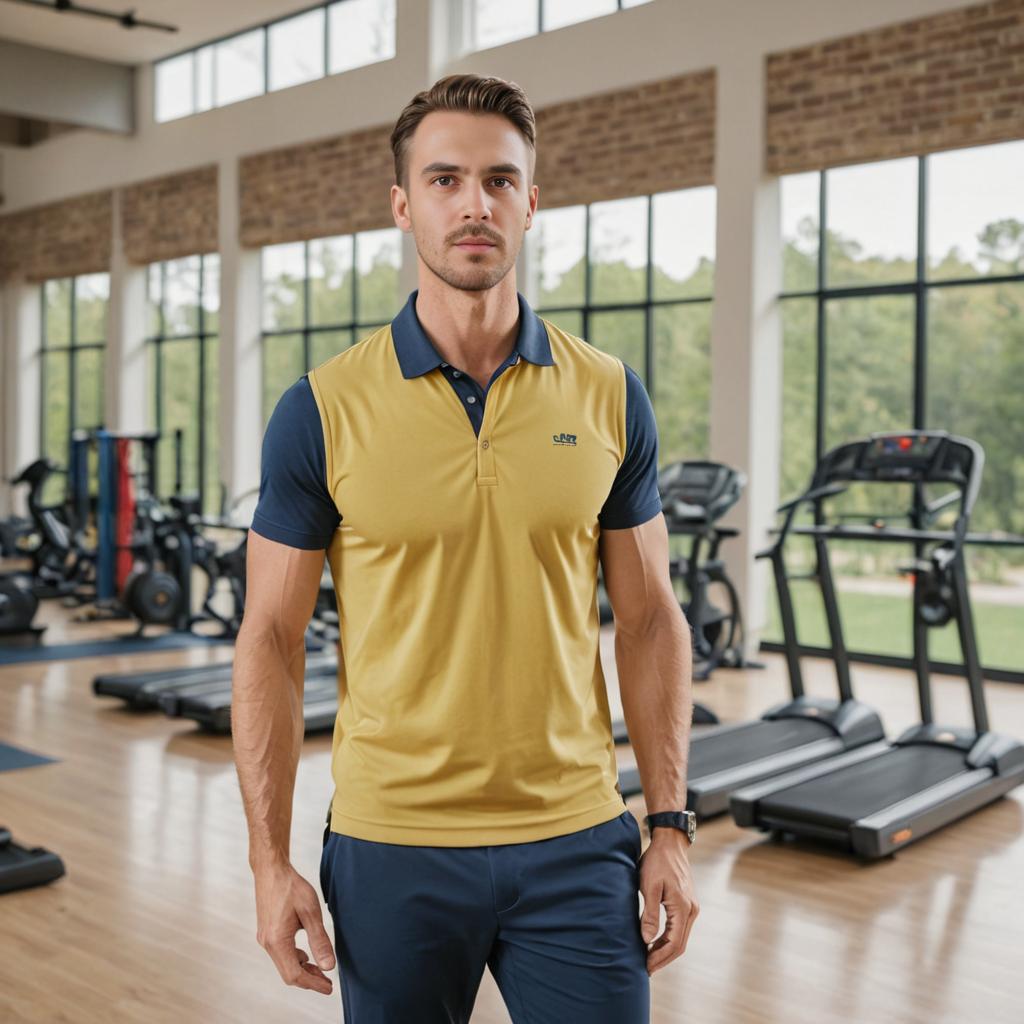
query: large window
471 0 652 49
146 255 221 516
40 274 109 502
155 0 396 123
771 140 1024 676
261 228 403 421
525 187 716 465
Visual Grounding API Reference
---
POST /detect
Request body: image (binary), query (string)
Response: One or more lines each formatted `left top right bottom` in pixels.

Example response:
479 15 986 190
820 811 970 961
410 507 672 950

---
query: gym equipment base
0 625 47 649
731 728 1024 859
0 631 234 666
0 829 65 894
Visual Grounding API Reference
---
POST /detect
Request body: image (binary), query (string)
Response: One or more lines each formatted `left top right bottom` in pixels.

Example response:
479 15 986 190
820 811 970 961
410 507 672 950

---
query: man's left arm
600 515 700 976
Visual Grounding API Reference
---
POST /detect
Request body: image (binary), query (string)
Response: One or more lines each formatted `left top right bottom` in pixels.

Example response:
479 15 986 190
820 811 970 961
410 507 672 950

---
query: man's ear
526 183 540 229
391 183 412 232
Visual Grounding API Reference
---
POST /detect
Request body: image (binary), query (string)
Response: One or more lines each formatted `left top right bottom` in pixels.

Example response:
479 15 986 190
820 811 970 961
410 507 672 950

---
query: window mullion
914 156 928 431
352 234 360 327
815 171 827 471
198 255 207 508
583 205 592 340
323 2 330 75
644 194 654 394
69 278 78 445
303 241 312 372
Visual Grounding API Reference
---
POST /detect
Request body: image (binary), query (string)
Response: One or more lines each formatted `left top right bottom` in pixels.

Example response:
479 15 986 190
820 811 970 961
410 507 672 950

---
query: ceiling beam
0 39 134 135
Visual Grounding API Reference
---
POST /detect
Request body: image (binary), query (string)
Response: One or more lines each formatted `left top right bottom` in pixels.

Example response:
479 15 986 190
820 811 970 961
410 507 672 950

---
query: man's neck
413 275 521 379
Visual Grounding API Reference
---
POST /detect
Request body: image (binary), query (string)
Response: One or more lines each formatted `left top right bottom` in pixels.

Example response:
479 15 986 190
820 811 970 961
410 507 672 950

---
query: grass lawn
763 582 1024 672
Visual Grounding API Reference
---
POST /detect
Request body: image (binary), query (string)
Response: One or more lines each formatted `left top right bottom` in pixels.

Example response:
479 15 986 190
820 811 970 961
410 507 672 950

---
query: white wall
0 0 972 638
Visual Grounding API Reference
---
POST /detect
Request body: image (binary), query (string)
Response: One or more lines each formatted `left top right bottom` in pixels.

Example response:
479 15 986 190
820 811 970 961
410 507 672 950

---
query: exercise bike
661 461 752 680
8 459 95 603
600 460 752 680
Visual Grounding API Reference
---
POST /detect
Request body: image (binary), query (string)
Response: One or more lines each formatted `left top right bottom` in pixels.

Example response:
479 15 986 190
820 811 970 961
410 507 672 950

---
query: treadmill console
809 430 984 519
861 433 944 479
658 461 746 524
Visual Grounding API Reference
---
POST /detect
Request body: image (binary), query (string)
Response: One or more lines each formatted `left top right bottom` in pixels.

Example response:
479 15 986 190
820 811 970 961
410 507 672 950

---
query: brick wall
121 165 218 265
536 70 716 208
238 70 716 247
766 0 1024 174
0 190 112 283
239 125 395 248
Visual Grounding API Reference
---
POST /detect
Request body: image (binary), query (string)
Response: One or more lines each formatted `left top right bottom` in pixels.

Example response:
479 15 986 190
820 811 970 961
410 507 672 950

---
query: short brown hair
390 74 537 189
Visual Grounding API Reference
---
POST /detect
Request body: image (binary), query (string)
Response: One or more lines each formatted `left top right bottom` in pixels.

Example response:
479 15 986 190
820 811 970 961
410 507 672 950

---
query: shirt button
481 440 490 449
453 370 461 377
466 396 476 404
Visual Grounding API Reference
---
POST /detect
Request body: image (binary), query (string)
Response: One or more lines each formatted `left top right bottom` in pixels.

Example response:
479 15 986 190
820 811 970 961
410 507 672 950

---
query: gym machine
730 431 1024 858
0 827 65 894
620 448 890 813
613 462 762 792
0 575 43 645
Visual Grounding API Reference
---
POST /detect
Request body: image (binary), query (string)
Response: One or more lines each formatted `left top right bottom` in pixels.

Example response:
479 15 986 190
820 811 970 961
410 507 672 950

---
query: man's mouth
455 238 497 251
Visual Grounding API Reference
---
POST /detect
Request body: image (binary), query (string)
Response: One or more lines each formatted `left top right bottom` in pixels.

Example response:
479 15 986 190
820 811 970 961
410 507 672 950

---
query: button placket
475 365 512 486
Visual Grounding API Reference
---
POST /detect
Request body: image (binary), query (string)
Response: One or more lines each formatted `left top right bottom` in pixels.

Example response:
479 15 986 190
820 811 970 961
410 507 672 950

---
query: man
233 74 698 1023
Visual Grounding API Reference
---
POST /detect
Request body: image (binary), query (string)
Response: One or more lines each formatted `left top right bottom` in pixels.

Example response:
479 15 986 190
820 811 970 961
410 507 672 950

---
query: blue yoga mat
0 742 58 773
0 631 235 667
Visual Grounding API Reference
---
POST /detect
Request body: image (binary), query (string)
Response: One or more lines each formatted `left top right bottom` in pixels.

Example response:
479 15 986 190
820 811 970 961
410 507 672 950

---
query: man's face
392 110 539 293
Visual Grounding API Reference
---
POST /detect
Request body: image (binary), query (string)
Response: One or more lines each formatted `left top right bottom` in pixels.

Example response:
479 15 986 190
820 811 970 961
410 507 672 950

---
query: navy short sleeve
598 364 663 530
250 376 341 550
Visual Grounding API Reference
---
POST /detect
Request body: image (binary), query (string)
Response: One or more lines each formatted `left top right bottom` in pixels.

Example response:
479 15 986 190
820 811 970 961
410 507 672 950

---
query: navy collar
391 289 555 379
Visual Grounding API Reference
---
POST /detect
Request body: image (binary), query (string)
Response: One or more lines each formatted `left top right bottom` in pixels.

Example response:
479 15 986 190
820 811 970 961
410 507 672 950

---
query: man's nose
462 180 492 220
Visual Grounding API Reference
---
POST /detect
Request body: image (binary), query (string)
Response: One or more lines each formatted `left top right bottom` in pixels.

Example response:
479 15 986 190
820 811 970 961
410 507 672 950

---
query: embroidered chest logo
552 432 578 446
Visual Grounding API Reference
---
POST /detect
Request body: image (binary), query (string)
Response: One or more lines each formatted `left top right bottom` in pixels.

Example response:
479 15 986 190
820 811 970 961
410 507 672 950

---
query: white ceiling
0 0 323 65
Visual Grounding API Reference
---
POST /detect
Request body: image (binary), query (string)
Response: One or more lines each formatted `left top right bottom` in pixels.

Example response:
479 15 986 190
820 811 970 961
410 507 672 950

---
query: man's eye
492 178 511 188
434 176 454 186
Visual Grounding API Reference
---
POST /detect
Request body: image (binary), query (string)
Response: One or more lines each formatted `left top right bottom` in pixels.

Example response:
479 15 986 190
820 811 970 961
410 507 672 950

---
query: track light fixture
0 0 178 34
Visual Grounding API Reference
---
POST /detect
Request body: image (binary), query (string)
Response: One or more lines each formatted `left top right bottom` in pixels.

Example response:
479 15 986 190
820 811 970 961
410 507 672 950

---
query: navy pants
319 810 650 1023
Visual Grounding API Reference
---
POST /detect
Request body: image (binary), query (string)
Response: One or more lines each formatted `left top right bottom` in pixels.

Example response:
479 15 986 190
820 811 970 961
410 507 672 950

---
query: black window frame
145 253 220 513
773 152 1024 685
260 231 402 421
473 0 647 46
780 155 1024 465
532 191 715 407
154 0 397 123
39 274 108 475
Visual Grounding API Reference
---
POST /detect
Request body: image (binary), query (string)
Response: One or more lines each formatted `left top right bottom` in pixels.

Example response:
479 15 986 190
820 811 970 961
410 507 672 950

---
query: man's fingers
639 881 664 944
645 905 679 974
297 902 337 971
678 901 700 955
646 896 698 975
267 938 334 994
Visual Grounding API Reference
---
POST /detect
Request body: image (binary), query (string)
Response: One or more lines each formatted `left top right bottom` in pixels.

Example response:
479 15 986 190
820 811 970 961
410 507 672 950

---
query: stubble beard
415 231 521 293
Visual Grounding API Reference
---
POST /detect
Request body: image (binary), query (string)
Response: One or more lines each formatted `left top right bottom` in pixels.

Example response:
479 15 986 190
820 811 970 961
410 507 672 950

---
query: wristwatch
645 810 697 844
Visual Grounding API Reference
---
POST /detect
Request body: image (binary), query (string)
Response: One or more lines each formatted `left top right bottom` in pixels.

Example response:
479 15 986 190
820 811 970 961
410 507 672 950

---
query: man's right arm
233 530 324 872
232 530 337 995
231 374 343 996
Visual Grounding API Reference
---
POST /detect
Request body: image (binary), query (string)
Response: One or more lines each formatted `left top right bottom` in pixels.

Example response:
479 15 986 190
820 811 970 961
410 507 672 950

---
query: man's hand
254 861 337 995
638 829 699 975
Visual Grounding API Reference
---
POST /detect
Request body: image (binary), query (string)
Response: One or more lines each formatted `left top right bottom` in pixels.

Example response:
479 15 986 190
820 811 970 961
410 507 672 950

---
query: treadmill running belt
690 717 834 778
758 744 968 832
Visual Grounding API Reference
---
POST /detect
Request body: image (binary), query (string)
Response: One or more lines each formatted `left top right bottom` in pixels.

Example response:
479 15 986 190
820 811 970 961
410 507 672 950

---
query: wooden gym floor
1 601 1022 1024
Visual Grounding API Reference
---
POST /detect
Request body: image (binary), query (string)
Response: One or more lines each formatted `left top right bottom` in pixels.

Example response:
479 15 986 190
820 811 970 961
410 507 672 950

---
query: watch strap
645 810 696 843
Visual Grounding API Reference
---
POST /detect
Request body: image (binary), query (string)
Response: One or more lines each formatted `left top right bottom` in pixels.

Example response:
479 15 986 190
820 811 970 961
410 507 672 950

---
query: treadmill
730 431 1024 858
93 651 337 710
160 670 339 734
618 453 886 814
